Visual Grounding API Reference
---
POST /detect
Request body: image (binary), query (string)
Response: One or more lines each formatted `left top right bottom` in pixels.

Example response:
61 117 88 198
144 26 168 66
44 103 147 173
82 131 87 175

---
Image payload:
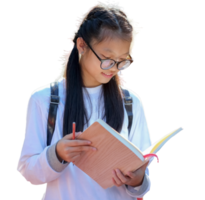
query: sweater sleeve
125 170 150 198
17 94 67 185
125 92 152 198
47 142 69 172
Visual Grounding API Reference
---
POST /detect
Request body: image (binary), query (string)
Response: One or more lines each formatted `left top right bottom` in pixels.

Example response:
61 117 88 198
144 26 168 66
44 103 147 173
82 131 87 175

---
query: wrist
56 153 63 163
55 141 63 163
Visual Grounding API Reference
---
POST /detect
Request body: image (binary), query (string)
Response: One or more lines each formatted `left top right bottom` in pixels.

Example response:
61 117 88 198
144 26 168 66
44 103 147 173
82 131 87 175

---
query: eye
101 55 128 61
101 54 129 61
101 54 111 59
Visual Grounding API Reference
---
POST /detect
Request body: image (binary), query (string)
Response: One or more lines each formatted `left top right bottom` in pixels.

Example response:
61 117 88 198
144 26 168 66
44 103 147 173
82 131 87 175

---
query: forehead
91 37 132 56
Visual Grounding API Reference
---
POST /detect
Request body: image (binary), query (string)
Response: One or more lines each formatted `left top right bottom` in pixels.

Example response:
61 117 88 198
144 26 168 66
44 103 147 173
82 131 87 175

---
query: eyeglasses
85 42 133 70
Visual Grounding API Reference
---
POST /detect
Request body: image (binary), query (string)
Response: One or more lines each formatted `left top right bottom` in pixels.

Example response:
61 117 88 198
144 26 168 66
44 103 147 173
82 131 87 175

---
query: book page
143 127 183 155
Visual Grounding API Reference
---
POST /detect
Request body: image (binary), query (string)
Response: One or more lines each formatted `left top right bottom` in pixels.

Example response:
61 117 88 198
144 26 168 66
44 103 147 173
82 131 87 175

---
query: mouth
101 72 114 78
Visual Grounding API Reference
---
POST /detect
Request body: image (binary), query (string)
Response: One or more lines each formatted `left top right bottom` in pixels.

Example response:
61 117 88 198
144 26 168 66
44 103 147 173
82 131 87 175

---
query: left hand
112 162 149 187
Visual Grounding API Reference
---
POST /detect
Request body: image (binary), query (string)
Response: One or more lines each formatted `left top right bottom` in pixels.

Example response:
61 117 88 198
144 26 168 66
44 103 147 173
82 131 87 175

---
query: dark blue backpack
47 82 133 146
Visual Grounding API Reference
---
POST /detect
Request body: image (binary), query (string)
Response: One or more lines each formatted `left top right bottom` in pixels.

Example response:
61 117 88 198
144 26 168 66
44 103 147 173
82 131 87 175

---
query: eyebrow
103 48 129 56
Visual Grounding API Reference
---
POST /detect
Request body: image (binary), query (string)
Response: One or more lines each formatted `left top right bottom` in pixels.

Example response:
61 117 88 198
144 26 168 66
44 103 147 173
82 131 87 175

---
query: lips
102 72 113 76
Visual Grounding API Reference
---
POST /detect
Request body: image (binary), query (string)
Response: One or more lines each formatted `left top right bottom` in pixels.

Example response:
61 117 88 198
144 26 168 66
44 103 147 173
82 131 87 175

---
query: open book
74 119 183 189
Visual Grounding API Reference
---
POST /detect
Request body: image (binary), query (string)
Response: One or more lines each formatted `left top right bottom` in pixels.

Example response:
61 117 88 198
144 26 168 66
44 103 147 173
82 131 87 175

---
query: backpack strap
47 82 59 146
121 89 133 136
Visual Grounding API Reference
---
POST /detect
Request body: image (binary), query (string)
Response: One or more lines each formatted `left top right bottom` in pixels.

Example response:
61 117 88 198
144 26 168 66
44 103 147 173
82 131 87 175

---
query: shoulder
29 77 66 107
29 82 51 103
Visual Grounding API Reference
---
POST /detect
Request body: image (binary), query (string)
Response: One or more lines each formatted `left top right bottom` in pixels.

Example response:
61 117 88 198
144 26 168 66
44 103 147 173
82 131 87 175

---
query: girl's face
77 36 132 88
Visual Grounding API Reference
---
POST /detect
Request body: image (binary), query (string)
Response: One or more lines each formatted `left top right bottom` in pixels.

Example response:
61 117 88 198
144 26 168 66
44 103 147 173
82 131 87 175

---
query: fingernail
92 147 97 151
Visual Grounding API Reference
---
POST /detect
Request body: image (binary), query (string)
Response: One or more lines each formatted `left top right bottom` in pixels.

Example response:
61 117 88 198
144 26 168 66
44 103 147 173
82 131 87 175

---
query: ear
76 37 87 55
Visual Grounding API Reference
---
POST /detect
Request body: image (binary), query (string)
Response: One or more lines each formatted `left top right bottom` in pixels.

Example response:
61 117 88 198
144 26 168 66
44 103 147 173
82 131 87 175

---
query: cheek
84 56 101 76
85 60 100 75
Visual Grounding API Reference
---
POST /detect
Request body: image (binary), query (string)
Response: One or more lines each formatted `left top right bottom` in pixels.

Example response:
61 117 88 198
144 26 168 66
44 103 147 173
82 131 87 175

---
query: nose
110 62 119 72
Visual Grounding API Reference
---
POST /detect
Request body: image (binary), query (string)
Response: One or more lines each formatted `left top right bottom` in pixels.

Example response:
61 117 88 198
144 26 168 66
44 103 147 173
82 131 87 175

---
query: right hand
56 132 97 163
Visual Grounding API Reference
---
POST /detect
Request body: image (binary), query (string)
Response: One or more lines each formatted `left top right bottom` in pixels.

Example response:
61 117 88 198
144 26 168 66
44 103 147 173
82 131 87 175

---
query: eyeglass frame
84 42 134 70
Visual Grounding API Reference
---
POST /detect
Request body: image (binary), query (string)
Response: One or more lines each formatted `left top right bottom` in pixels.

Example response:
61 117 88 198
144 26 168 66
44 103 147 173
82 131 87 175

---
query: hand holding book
112 161 149 187
56 132 97 163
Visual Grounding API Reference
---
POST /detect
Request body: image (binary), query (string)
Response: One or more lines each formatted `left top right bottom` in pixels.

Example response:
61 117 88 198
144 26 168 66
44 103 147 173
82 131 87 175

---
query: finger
69 140 92 147
113 170 121 185
64 151 84 163
139 161 149 169
144 162 149 168
115 169 130 184
127 162 149 177
112 177 123 187
125 169 134 178
112 177 116 185
71 154 81 162
130 162 148 173
64 132 82 140
67 144 97 152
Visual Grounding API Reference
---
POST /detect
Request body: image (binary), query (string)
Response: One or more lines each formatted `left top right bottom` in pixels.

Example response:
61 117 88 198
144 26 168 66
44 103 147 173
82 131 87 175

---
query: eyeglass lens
101 59 131 70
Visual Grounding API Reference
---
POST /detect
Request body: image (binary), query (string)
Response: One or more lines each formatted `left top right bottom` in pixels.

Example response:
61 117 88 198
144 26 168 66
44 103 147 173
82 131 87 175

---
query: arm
17 94 68 185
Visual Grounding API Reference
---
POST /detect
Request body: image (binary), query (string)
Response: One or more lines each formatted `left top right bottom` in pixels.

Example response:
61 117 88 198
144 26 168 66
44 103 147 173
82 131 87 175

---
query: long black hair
63 4 133 136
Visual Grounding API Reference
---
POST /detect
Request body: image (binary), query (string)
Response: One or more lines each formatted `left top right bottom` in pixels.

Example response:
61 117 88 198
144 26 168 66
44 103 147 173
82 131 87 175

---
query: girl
17 4 152 200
